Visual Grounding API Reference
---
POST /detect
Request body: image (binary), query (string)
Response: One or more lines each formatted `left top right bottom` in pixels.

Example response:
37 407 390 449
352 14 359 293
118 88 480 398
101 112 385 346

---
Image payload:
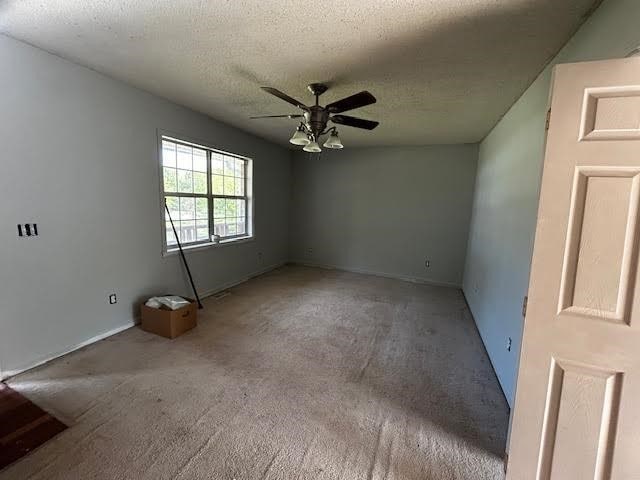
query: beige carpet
2 265 509 479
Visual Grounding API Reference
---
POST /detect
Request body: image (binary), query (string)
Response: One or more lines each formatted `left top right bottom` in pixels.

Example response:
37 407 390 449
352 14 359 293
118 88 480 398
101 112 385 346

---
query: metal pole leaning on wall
165 199 204 309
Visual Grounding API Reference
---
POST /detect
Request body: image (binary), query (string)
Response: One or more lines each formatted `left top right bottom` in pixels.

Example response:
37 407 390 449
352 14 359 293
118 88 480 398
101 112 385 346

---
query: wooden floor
0 383 66 471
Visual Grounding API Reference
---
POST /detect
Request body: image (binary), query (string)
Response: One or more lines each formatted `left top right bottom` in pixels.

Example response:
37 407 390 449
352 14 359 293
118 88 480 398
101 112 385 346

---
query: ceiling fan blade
250 114 304 119
326 91 376 113
331 115 379 130
261 87 308 110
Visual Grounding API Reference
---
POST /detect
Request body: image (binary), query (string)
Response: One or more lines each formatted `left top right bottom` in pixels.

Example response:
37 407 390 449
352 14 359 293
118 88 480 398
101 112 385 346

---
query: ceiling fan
250 83 379 152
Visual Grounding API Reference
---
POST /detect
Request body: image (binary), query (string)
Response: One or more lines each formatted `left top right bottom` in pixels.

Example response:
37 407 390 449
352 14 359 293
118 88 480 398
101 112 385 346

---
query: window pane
235 178 244 196
166 222 178 245
177 145 192 170
193 171 207 194
163 167 177 192
226 220 237 235
193 149 207 172
180 221 196 243
177 170 193 193
212 175 224 195
214 217 225 236
195 198 208 219
165 196 180 222
212 154 224 175
224 157 235 176
214 198 226 219
224 176 235 195
180 197 195 220
237 199 246 217
196 220 209 241
225 198 237 217
162 141 176 168
235 159 244 177
237 218 246 235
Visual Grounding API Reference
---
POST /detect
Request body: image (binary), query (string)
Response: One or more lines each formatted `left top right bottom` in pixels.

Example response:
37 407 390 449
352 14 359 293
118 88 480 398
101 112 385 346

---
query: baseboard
1 321 135 381
460 289 511 407
290 260 461 289
1 262 286 382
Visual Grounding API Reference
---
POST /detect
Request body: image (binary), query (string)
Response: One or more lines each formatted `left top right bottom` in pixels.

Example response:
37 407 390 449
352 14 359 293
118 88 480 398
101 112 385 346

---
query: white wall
463 0 640 407
290 145 478 287
0 34 291 377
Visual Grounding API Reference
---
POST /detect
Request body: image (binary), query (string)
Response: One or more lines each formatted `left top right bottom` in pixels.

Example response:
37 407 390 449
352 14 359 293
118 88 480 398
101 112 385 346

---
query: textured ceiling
0 0 599 147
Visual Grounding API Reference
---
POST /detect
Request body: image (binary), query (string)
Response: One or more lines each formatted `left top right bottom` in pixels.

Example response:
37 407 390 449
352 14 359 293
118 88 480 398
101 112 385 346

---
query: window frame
158 132 253 255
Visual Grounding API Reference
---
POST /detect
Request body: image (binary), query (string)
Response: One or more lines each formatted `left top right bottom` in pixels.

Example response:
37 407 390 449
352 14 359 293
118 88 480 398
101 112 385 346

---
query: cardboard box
140 297 197 339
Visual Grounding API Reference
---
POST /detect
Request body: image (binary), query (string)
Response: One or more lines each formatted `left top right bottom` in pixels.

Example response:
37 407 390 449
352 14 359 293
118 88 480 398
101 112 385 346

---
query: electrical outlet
306 247 313 256
257 251 263 262
108 293 117 305
507 337 512 352
425 259 430 268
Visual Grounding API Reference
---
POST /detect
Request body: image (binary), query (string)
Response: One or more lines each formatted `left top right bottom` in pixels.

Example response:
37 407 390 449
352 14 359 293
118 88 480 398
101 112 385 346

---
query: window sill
163 236 254 257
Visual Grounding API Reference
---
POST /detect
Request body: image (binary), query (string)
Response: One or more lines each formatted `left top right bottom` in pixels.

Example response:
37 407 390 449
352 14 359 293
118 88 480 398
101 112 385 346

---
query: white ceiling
0 0 599 147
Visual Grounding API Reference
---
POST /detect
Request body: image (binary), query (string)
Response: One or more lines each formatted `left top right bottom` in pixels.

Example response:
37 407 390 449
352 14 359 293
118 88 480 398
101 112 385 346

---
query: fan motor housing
306 106 329 139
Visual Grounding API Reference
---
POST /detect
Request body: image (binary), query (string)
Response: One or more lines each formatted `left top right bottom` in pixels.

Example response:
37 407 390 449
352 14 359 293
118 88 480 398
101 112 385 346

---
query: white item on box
144 298 162 309
145 296 190 311
158 296 190 310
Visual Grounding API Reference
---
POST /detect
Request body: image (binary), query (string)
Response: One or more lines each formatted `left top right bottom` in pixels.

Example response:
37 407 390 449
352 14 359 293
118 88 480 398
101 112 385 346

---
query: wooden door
507 57 640 479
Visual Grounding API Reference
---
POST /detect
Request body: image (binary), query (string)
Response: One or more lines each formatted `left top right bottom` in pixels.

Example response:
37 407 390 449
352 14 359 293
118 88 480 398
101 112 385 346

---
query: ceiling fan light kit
289 126 310 145
251 83 379 153
303 140 322 153
323 130 344 149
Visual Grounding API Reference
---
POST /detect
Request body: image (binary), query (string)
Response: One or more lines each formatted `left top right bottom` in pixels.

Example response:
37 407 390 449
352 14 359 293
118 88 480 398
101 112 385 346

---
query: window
160 136 252 252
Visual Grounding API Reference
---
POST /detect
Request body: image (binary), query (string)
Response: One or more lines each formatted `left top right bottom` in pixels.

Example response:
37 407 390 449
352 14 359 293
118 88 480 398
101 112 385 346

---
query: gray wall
463 0 640 407
0 34 291 377
290 145 478 287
